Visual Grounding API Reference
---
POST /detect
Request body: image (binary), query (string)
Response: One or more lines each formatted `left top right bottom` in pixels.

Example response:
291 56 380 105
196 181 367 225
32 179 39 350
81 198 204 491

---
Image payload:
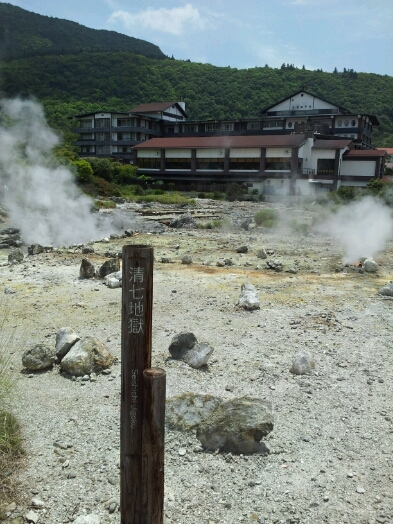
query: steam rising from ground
314 196 393 263
0 98 112 246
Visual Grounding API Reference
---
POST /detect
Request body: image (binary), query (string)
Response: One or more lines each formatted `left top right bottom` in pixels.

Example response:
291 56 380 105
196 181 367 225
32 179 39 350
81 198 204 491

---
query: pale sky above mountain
5 0 393 75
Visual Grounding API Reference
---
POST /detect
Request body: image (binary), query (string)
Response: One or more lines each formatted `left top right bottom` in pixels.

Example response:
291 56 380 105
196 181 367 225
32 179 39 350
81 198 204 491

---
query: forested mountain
0 3 165 60
0 3 392 146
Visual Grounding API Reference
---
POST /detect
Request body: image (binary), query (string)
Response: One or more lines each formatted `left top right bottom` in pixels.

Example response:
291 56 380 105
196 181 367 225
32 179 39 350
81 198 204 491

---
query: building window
96 132 110 141
222 123 234 131
205 123 219 132
166 127 175 134
337 120 342 127
264 121 281 128
80 119 93 128
351 120 356 126
265 157 291 170
229 158 259 170
95 118 110 128
344 120 349 126
165 158 191 169
185 125 196 132
288 122 293 128
117 118 131 127
248 122 260 130
196 158 224 170
96 145 111 154
138 158 160 169
317 159 335 175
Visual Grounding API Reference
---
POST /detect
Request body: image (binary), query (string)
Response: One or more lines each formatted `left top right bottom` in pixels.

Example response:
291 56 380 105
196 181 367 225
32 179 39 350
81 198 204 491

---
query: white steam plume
315 196 393 263
0 98 112 246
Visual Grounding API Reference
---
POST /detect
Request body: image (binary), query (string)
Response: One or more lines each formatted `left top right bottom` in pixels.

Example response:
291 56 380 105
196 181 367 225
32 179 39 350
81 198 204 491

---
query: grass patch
290 220 310 235
131 193 195 205
94 200 116 209
0 307 24 518
196 218 231 229
254 208 279 228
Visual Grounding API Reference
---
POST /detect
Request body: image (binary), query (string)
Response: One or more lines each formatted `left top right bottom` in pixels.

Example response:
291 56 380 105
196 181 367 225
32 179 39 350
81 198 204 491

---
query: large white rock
60 336 114 376
290 351 315 375
184 342 214 368
363 258 378 273
56 327 80 360
237 282 260 310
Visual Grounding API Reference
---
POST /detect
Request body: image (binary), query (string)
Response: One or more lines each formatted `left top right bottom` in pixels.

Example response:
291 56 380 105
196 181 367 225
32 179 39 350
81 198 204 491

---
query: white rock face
73 515 100 524
56 327 80 360
237 282 260 310
184 342 214 368
166 393 221 431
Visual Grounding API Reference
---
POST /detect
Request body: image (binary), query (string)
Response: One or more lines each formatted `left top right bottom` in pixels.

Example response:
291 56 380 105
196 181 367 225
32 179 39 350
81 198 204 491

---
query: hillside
0 3 392 146
0 2 166 60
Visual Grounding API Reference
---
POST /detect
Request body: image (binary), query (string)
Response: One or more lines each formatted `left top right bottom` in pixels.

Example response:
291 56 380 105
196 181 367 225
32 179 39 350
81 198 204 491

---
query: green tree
73 159 93 183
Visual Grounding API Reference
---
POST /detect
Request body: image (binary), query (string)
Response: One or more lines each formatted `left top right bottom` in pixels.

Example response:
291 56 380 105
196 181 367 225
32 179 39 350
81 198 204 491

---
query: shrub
113 164 138 185
94 200 116 209
73 159 93 183
92 176 121 197
226 183 246 201
254 208 279 228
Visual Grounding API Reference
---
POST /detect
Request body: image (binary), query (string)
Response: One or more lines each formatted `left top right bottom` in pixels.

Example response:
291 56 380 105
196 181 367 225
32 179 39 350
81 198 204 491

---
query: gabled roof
377 148 393 155
260 89 349 115
133 135 307 149
128 102 188 118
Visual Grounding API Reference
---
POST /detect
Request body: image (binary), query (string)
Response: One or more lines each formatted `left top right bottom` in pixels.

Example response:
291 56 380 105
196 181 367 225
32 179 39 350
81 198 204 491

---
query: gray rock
60 336 114 376
166 393 222 431
237 282 260 310
22 343 56 371
99 258 120 278
182 255 193 265
363 258 378 273
184 342 214 368
56 327 81 360
31 498 45 508
105 277 121 289
25 510 39 523
27 244 44 256
224 258 234 266
257 249 268 259
168 332 197 359
236 245 248 253
82 246 95 254
8 249 24 265
169 214 196 229
197 397 274 454
124 229 134 237
73 516 101 524
4 287 16 294
378 282 393 296
290 351 315 375
216 259 226 267
160 256 172 263
80 258 95 279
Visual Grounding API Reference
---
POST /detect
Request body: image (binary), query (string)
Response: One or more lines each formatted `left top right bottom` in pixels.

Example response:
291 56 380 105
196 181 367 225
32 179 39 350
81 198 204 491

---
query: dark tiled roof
129 102 179 113
133 135 307 149
344 149 386 157
313 139 352 149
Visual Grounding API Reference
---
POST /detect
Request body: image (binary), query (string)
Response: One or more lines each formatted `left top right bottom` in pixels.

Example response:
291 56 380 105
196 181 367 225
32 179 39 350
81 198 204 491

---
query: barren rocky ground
1 199 393 524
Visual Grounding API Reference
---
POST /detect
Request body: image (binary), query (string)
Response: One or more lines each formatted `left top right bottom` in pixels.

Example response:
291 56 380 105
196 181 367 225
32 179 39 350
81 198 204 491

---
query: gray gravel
1 199 393 524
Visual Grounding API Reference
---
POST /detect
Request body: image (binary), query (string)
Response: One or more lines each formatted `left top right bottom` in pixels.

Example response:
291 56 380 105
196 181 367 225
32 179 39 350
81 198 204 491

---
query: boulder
82 246 95 254
80 258 95 279
56 327 80 360
169 214 196 229
257 249 267 259
378 281 393 297
168 332 197 359
290 351 315 375
166 393 222 431
99 258 120 278
27 244 44 255
237 282 260 310
236 245 248 253
22 343 56 371
363 258 378 273
8 249 24 265
182 255 193 265
184 342 214 368
105 277 121 289
60 336 114 376
196 397 274 454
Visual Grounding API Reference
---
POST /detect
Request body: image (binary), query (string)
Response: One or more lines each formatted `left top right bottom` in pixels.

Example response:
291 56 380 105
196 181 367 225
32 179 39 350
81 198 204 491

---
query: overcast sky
5 0 393 75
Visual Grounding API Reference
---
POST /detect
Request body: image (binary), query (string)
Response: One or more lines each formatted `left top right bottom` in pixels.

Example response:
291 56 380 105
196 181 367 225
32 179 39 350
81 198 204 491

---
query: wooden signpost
120 245 165 524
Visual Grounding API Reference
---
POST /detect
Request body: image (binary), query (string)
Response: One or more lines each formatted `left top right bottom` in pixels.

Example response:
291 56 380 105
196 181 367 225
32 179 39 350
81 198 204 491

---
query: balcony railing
266 109 340 117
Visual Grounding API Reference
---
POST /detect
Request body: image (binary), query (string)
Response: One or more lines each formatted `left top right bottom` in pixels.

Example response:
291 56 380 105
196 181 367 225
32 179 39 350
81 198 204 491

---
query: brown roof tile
133 135 306 149
129 102 179 113
344 149 386 157
313 139 351 149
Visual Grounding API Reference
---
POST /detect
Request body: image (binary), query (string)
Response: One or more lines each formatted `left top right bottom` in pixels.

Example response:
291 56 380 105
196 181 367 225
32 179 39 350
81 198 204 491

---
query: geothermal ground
1 199 393 524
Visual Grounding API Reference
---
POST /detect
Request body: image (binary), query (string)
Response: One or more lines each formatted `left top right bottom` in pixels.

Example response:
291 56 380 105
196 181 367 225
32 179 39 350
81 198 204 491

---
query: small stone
357 486 365 494
178 448 187 456
181 255 192 265
25 510 39 523
31 497 45 508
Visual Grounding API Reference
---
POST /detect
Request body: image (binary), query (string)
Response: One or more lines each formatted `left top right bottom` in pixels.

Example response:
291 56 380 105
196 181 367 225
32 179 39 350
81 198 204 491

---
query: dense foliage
0 2 166 60
0 3 392 147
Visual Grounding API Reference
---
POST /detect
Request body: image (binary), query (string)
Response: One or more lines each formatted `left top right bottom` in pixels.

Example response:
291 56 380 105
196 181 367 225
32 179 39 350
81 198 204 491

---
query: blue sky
5 0 393 75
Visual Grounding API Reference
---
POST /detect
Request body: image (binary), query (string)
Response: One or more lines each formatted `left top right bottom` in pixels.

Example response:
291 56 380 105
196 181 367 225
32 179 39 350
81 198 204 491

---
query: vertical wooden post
121 245 154 524
142 368 166 524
